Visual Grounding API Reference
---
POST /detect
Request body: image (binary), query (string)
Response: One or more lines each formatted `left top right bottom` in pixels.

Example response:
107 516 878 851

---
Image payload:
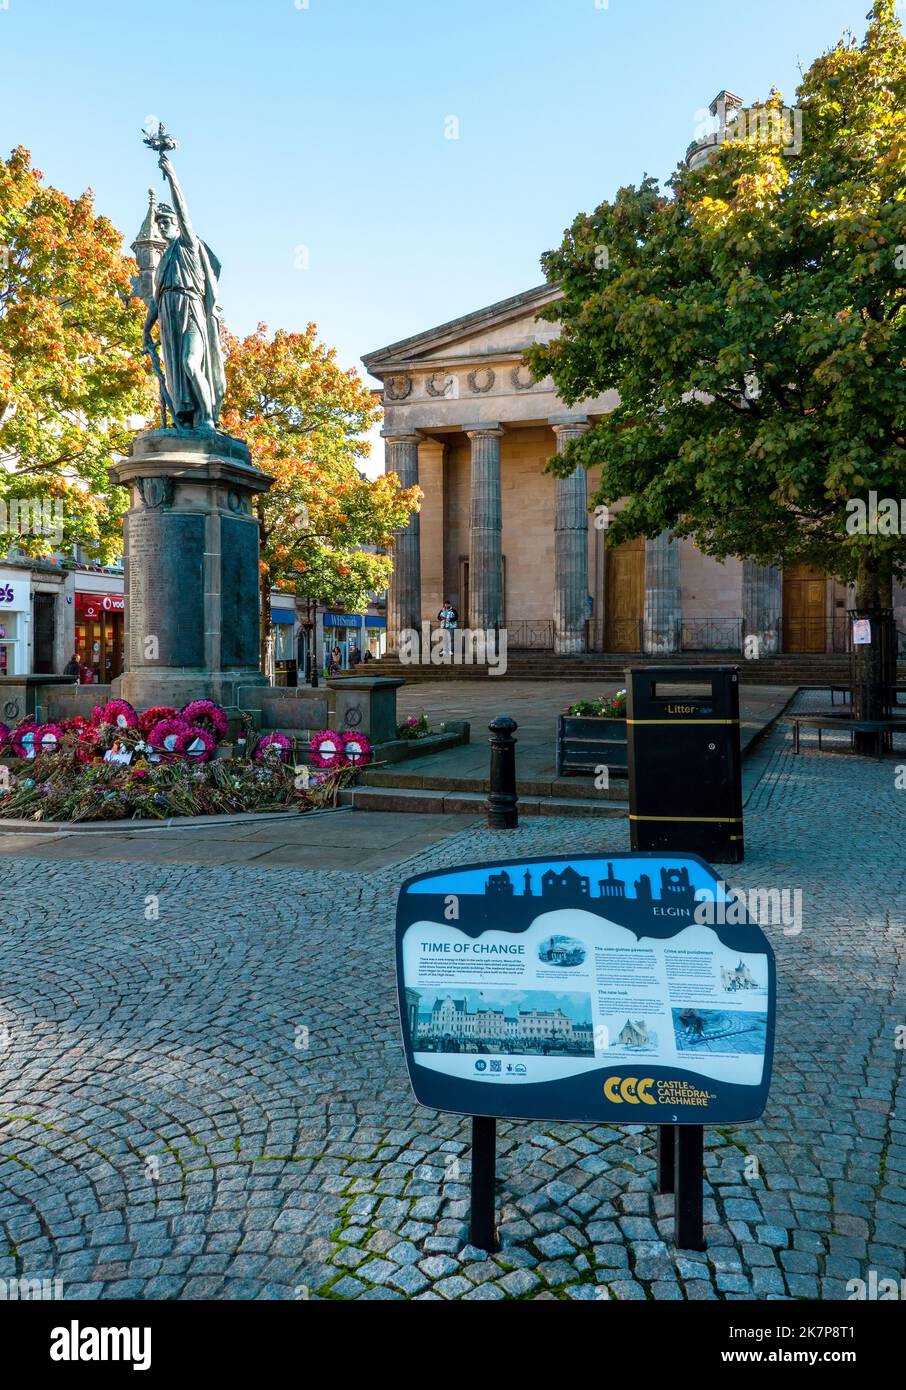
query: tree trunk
852 552 892 751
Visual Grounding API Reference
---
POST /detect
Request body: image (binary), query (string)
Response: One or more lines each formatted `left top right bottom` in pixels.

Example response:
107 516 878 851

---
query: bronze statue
141 124 226 432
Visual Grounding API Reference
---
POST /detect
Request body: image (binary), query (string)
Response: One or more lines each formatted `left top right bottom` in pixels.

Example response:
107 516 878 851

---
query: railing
680 618 743 653
502 620 555 651
406 621 555 653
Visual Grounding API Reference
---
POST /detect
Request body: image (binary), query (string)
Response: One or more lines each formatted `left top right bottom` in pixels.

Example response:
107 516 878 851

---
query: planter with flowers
556 689 628 776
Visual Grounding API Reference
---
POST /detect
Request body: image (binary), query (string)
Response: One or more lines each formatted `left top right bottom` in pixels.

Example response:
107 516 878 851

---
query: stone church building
364 281 855 660
364 95 904 662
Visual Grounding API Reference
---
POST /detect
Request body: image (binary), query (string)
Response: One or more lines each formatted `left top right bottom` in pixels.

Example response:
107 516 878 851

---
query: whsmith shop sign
396 852 775 1126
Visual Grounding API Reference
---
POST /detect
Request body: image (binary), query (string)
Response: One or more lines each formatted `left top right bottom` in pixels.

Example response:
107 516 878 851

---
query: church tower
131 188 166 309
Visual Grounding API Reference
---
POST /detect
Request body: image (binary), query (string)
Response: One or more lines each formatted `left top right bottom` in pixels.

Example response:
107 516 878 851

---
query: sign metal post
657 1124 675 1195
675 1124 705 1251
469 1115 498 1252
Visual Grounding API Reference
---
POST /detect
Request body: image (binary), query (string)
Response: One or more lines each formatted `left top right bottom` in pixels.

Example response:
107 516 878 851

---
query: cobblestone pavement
1 699 904 1301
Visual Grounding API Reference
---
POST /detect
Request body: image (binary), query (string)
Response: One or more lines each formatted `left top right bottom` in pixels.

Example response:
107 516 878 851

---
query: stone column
384 432 421 651
466 426 504 630
551 418 591 655
742 561 781 656
643 530 681 655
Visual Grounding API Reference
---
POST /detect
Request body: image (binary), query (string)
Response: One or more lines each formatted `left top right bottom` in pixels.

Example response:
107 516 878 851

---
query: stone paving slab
0 812 482 870
393 681 795 789
0 694 903 1300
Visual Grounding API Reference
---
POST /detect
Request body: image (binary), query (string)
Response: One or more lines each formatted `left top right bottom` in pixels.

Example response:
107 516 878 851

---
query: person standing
437 600 459 661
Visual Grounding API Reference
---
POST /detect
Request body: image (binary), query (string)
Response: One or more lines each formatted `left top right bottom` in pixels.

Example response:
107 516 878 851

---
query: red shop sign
75 592 125 619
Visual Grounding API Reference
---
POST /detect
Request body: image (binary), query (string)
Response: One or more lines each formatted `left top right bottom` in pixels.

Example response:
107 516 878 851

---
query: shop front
0 569 29 677
75 591 125 684
323 611 387 670
271 605 298 687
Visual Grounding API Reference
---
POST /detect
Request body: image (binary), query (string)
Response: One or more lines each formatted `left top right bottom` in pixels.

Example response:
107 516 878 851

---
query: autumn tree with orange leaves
221 324 420 672
0 146 153 558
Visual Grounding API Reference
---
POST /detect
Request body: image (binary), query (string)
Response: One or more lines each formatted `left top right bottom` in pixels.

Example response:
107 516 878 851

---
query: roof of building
362 283 560 374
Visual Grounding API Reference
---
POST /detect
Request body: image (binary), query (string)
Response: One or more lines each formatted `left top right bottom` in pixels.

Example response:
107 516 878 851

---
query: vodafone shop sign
75 592 125 620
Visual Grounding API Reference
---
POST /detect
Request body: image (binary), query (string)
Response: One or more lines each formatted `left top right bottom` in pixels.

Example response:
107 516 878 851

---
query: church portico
363 286 868 664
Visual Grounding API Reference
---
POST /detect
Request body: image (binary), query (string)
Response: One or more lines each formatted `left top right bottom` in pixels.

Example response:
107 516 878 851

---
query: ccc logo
604 1076 655 1105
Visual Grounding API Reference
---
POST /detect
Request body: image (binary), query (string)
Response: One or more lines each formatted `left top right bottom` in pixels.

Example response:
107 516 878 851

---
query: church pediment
363 283 562 376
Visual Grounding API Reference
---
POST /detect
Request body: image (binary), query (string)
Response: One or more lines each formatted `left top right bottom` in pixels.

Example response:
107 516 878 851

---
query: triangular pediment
363 283 562 375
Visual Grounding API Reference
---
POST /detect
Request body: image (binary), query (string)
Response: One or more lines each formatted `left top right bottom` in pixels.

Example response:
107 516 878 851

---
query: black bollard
487 715 518 829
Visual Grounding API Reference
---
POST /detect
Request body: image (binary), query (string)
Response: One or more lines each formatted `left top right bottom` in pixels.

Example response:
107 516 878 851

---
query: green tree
528 1 906 718
0 146 153 559
220 324 420 672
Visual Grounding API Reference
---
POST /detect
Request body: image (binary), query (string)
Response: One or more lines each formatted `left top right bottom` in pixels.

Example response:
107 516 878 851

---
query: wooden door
605 538 645 651
783 564 826 652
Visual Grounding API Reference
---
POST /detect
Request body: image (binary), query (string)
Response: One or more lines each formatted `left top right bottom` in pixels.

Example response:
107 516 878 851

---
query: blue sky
1 0 880 468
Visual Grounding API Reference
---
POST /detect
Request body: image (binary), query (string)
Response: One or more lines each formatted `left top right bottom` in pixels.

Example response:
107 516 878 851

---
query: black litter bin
627 665 743 863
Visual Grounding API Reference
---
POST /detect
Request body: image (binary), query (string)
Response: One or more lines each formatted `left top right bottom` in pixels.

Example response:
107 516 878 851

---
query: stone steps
373 653 887 685
337 785 627 819
358 767 628 800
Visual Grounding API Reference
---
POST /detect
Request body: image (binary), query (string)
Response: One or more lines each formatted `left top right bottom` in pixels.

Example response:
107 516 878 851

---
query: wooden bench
788 715 906 759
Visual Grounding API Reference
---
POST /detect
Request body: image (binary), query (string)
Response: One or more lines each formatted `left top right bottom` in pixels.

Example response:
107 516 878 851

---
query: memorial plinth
109 429 274 709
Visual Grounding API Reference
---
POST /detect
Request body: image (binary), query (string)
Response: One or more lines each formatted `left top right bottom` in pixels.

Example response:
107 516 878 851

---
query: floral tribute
138 705 178 735
255 732 292 762
309 729 346 768
180 700 230 739
0 700 355 823
341 731 372 766
101 699 139 729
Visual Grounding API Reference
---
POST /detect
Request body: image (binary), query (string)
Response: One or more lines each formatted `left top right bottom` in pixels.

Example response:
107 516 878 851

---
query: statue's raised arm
157 151 198 249
140 124 226 433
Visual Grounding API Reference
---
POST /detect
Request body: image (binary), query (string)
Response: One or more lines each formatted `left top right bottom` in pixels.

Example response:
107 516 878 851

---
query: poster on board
396 852 775 1126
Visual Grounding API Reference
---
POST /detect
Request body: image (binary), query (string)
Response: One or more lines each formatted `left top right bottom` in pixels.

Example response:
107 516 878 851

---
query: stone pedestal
0 674 80 726
109 429 274 709
467 426 504 630
644 530 681 655
552 418 590 655
327 676 405 745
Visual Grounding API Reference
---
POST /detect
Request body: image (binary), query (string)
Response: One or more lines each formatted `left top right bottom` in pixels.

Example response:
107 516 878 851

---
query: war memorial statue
140 123 226 432
107 125 273 709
